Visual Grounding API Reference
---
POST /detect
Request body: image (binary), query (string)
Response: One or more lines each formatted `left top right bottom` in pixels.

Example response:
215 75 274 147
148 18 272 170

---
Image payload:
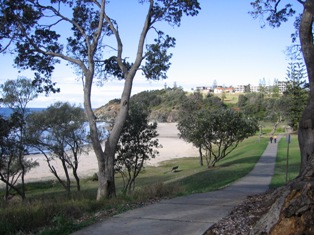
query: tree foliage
115 102 161 194
0 77 39 200
281 56 309 130
0 0 201 199
178 93 225 160
237 92 266 120
26 102 89 194
179 106 258 167
178 93 257 167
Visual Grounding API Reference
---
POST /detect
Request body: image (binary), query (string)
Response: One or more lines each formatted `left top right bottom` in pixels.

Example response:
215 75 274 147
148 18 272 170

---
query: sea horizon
0 107 46 118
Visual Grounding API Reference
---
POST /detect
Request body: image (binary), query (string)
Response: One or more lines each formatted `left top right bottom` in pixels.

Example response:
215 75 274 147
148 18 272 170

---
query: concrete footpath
72 137 280 235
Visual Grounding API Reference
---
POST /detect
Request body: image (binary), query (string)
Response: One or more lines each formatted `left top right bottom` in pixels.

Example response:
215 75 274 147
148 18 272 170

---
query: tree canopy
0 77 39 200
178 93 257 167
26 102 88 194
115 102 160 194
0 0 201 199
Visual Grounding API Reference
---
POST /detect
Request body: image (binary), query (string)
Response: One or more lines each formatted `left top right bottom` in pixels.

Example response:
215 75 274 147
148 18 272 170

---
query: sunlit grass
126 136 268 195
270 134 301 189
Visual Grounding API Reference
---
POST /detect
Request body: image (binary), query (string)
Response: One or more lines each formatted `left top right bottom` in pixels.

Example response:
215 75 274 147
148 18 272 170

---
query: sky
0 0 303 108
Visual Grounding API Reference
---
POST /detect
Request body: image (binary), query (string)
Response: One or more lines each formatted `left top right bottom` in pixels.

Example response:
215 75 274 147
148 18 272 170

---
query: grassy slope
271 133 301 188
0 136 269 235
114 136 268 196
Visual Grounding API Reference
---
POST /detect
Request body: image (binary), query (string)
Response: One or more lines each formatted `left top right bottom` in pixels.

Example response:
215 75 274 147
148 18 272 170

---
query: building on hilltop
275 80 288 93
194 81 287 94
214 86 235 93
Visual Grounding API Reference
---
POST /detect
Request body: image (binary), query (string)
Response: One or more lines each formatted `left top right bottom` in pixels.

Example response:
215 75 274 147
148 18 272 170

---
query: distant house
224 87 235 93
213 87 224 93
214 86 234 93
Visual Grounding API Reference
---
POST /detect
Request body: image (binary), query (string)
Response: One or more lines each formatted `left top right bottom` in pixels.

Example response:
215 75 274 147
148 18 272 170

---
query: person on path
274 135 277 143
270 136 273 143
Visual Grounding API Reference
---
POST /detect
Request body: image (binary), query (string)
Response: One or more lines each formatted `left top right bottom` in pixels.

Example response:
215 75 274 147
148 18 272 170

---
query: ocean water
0 107 45 118
0 107 107 154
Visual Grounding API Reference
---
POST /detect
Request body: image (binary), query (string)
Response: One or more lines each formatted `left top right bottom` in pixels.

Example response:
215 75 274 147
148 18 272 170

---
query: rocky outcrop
93 99 120 122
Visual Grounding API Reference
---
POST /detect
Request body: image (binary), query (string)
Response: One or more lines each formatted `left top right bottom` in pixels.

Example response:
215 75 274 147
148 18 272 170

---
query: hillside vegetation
94 88 187 122
94 88 242 123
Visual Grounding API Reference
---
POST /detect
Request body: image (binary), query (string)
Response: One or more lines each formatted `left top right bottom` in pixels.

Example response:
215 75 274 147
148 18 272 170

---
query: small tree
244 84 251 93
237 92 266 120
178 93 226 166
0 115 35 200
0 77 38 199
26 102 89 194
115 103 161 194
264 97 285 134
179 107 258 167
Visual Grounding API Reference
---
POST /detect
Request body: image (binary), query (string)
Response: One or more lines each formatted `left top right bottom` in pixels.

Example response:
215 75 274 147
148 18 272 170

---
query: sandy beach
13 123 198 184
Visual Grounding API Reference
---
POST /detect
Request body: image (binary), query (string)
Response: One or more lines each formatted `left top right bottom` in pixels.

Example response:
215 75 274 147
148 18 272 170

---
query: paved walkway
72 137 280 235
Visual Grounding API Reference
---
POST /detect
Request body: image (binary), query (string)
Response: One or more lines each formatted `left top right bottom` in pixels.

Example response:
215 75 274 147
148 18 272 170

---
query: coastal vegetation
26 102 90 194
0 77 39 200
0 0 312 233
0 0 201 200
248 1 314 233
0 133 301 235
0 135 279 235
115 102 161 194
177 92 259 167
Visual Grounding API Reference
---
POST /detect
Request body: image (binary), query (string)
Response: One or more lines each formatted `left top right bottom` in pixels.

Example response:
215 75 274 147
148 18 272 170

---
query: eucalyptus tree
0 0 201 199
250 0 314 233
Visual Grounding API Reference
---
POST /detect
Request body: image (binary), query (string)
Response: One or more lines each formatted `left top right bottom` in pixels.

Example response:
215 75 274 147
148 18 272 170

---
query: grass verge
0 136 268 235
270 133 301 189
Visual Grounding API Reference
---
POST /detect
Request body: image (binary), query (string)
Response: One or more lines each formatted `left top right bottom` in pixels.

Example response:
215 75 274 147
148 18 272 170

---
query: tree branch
35 2 92 67
0 36 15 54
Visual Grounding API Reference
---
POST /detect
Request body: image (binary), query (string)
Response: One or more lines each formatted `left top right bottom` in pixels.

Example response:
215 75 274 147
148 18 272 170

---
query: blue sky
0 0 302 108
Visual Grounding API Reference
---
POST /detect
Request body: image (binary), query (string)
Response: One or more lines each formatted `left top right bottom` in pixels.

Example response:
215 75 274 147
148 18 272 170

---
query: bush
131 182 183 200
0 196 105 234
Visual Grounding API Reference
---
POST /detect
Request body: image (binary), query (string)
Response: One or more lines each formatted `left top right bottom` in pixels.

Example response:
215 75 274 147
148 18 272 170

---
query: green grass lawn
0 135 270 235
270 133 301 189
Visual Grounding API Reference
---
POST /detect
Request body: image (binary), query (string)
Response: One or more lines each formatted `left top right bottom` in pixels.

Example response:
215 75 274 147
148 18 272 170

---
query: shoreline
1 123 198 186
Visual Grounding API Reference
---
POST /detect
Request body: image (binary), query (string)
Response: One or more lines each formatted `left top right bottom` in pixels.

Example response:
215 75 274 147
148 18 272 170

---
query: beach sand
16 123 199 184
